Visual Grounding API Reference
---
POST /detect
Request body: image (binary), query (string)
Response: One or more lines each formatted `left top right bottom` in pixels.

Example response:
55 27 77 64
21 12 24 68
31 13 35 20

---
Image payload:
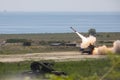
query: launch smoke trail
70 27 96 48
70 27 87 41
70 27 120 54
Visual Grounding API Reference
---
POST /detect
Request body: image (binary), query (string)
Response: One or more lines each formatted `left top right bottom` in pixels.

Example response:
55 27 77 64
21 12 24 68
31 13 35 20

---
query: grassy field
0 32 120 80
0 45 79 54
0 55 120 80
0 32 120 54
0 59 111 79
0 32 120 41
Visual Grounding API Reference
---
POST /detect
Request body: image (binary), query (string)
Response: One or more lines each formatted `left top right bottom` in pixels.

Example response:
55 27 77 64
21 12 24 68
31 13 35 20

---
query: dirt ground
0 51 106 62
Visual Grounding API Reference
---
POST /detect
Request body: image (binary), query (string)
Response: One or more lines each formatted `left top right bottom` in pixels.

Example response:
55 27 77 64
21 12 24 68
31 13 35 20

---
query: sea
0 12 120 34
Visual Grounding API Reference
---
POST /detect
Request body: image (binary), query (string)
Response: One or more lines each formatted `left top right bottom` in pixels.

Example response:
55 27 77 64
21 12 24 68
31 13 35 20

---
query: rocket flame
70 27 120 55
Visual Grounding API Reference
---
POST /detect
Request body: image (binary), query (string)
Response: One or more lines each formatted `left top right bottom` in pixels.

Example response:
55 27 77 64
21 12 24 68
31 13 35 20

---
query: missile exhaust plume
70 27 120 55
70 27 87 41
70 27 96 48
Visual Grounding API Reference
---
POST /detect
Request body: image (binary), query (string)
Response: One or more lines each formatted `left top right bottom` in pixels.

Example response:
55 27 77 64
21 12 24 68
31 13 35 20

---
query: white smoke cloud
71 27 120 55
80 35 96 48
76 32 120 55
93 45 110 55
70 27 96 48
93 40 120 55
113 40 120 53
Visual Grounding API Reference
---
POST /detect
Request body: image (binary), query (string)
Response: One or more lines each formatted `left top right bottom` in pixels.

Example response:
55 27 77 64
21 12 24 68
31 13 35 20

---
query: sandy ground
0 51 106 62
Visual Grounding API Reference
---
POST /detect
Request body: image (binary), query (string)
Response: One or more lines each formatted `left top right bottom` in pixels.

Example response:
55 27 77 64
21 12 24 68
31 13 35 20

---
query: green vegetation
6 39 28 43
0 32 120 79
54 59 110 78
88 28 96 36
0 45 79 54
0 32 120 41
0 61 30 79
0 32 120 54
0 54 120 80
23 41 32 46
39 40 66 45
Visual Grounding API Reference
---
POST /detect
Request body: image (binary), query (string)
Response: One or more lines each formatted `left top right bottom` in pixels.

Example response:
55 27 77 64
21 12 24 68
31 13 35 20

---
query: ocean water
0 12 120 34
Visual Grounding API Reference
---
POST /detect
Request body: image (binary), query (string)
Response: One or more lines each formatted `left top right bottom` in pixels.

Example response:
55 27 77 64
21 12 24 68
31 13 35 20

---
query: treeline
6 39 28 43
6 39 31 46
5 38 70 46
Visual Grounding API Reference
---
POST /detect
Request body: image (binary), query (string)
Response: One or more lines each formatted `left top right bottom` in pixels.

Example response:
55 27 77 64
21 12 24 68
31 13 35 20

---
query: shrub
23 41 31 46
6 39 27 43
88 28 96 36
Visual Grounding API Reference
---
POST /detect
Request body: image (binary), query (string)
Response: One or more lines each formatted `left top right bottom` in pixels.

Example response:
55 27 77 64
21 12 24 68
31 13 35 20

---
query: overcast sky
0 0 120 12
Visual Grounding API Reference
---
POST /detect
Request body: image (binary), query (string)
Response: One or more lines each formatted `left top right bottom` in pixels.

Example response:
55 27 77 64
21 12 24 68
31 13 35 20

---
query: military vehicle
70 27 95 55
22 61 67 77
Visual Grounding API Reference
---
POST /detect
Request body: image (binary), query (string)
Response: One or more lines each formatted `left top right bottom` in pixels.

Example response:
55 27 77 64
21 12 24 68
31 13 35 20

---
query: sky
0 0 120 12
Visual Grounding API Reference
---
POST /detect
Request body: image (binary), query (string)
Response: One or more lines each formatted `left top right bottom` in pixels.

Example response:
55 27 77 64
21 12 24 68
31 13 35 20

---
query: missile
70 27 96 48
70 27 87 41
70 27 77 32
